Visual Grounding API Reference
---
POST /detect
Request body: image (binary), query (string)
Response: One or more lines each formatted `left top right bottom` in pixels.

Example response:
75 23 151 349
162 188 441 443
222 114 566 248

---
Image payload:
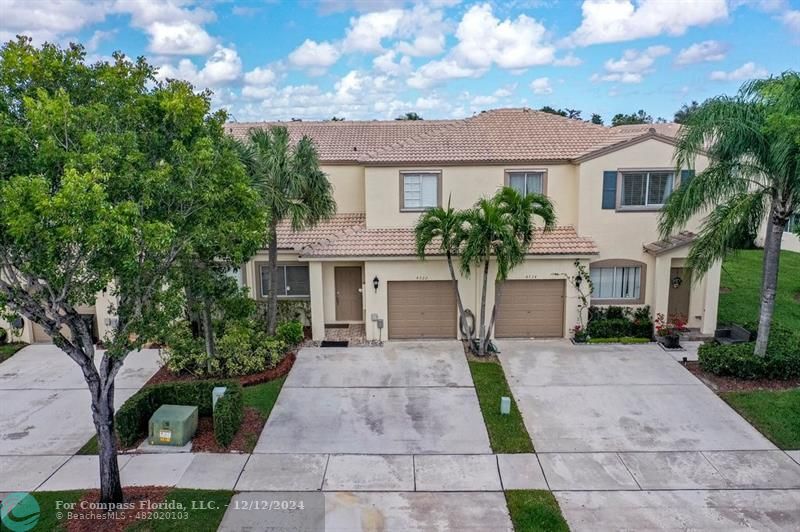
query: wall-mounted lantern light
671 275 683 289
372 276 380 292
575 276 583 289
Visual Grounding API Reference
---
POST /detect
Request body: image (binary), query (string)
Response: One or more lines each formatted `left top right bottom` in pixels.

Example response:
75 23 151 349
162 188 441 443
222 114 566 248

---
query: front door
667 267 691 322
335 267 363 321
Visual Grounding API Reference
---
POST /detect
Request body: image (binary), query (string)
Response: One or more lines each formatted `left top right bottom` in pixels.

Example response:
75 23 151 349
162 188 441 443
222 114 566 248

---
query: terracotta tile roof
226 109 680 165
643 231 697 255
299 224 598 258
226 120 457 163
275 213 366 251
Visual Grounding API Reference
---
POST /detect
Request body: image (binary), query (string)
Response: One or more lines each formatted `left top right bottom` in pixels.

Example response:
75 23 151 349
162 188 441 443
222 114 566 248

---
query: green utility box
148 404 198 446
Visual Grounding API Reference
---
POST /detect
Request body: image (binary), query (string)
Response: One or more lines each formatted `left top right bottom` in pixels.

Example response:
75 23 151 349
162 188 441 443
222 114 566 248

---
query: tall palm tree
237 126 336 334
659 72 800 357
460 187 556 356
414 196 470 339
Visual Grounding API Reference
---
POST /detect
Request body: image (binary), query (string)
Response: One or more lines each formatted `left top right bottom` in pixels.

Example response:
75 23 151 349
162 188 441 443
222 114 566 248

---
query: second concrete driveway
500 340 774 453
254 341 491 454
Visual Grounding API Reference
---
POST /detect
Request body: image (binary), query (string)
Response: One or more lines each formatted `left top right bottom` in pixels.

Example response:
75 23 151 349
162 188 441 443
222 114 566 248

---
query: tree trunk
201 295 216 372
185 282 201 338
267 220 279 335
754 207 786 357
486 282 501 342
446 251 470 340
478 259 490 356
89 374 123 504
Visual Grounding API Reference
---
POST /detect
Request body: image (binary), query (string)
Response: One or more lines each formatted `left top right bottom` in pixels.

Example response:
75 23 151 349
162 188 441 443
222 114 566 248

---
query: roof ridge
359 119 471 161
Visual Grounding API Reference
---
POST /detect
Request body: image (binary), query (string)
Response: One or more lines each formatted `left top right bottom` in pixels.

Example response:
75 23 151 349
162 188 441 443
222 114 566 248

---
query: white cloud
407 59 482 89
530 77 553 94
156 45 242 88
709 62 768 81
147 20 216 55
0 0 108 43
568 0 728 46
394 4 449 57
373 50 412 76
415 96 445 110
86 29 116 52
592 45 670 83
452 3 555 70
288 39 341 73
469 85 517 106
554 53 583 67
675 40 729 65
342 9 404 53
782 10 800 32
471 94 498 105
243 66 277 86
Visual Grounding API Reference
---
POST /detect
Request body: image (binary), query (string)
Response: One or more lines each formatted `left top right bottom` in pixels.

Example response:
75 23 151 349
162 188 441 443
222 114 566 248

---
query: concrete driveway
0 344 161 456
500 340 800 531
254 341 491 454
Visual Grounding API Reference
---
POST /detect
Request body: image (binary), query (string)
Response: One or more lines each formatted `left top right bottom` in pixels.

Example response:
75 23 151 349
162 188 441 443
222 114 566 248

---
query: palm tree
237 126 336 334
659 72 800 357
460 187 556 356
414 197 470 339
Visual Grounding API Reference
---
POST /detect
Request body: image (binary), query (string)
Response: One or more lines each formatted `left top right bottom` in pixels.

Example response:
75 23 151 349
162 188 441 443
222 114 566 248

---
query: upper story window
620 170 674 209
401 171 440 211
589 260 646 304
260 264 310 299
507 171 545 196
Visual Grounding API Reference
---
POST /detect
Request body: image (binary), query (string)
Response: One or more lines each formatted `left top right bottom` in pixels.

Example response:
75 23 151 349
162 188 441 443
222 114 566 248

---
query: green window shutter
602 171 617 209
681 169 695 187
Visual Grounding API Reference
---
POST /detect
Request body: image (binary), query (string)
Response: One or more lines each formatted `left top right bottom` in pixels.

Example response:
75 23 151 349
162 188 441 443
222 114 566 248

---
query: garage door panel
388 281 456 339
496 280 565 338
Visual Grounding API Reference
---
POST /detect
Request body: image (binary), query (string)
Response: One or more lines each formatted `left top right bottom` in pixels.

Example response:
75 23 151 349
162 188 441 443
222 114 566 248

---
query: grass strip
505 490 570 532
722 388 800 449
469 360 534 453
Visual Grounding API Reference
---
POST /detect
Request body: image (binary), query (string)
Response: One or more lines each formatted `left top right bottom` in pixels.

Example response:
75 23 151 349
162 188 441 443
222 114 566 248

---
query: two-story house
228 108 720 343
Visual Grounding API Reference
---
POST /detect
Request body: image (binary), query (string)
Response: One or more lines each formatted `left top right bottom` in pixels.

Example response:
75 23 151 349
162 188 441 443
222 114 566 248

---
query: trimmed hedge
116 380 243 447
276 320 304 346
699 325 800 380
586 305 653 340
587 337 652 344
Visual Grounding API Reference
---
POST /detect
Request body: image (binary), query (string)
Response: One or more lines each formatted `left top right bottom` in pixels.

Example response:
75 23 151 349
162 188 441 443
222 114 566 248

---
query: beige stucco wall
322 164 365 214
755 224 800 254
364 164 579 229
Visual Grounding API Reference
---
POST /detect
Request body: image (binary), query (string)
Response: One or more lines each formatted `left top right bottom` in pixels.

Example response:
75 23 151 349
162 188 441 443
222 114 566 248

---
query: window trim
255 262 311 300
589 259 647 305
504 169 549 197
616 168 675 212
399 170 442 212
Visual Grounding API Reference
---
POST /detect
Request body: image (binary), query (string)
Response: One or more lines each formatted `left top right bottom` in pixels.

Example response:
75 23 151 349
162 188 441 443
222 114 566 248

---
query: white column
653 254 671 321
309 261 325 341
701 260 722 335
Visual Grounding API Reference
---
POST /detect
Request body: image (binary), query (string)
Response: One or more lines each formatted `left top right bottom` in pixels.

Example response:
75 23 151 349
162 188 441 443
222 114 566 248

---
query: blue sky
2 0 799 123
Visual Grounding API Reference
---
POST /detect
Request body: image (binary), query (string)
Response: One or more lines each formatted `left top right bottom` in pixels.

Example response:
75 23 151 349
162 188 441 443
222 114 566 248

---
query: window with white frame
402 172 439 210
620 171 674 208
260 264 310 298
590 265 642 300
507 171 544 196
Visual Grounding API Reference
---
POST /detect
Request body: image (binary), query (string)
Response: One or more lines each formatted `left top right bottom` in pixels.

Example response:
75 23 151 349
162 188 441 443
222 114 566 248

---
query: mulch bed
66 486 170 532
191 407 266 453
685 361 800 392
144 350 296 387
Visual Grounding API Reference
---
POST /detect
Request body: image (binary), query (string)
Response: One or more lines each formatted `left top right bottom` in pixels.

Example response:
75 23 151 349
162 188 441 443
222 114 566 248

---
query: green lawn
722 388 800 449
243 376 286 417
468 360 534 453
719 249 800 329
0 342 27 364
505 490 570 532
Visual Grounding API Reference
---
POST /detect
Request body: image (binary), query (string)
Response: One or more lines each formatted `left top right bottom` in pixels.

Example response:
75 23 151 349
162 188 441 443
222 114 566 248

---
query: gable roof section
226 109 681 165
275 213 366 251
643 231 697 255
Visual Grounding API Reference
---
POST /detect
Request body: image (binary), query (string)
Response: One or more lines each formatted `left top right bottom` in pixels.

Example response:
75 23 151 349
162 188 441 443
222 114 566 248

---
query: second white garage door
387 281 457 339
495 279 565 338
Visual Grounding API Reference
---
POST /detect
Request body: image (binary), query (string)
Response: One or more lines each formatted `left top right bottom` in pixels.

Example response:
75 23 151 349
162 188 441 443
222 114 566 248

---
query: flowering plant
654 313 687 337
572 324 589 343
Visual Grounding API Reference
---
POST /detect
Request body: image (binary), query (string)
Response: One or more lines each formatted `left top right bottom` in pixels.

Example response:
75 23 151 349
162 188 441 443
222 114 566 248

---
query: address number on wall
415 275 429 280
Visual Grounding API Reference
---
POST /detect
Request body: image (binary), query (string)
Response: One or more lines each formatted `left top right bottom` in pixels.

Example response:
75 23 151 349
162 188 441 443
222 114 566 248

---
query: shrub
116 380 243 447
587 318 631 338
587 337 652 344
213 385 244 447
276 320 304 346
0 328 7 345
699 326 800 380
586 305 652 340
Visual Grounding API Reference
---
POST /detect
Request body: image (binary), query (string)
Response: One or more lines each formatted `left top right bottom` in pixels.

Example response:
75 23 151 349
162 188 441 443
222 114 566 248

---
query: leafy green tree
674 101 700 124
659 72 800 357
539 105 567 117
236 126 336 334
460 187 555 355
396 111 423 120
414 197 471 339
590 113 604 125
611 109 653 126
0 37 260 503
